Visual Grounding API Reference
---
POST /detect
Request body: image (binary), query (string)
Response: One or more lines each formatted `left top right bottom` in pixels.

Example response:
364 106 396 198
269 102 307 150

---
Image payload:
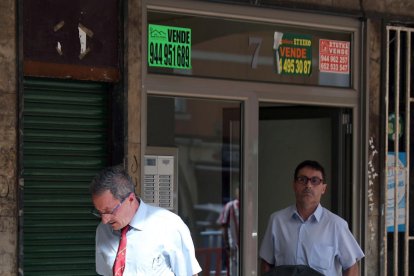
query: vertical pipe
384 26 390 276
404 30 411 276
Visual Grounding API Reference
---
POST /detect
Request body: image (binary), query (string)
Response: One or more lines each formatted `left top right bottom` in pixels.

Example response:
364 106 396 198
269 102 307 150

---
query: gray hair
90 165 135 200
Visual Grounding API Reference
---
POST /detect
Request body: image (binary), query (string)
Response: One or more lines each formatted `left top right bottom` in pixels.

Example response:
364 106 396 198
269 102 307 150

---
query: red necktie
113 226 129 276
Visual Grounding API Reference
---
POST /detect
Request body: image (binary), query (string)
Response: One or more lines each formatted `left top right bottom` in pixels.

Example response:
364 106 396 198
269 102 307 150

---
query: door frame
141 1 365 274
143 74 259 274
142 73 365 274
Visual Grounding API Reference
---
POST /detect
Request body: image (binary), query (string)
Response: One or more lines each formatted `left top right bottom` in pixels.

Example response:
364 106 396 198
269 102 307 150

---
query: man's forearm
343 263 359 276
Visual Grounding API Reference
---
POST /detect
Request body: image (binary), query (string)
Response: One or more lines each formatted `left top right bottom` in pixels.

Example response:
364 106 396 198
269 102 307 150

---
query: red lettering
280 47 307 58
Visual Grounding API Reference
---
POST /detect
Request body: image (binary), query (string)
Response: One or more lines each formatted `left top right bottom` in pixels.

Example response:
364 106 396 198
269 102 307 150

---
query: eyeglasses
91 193 131 218
295 176 324 186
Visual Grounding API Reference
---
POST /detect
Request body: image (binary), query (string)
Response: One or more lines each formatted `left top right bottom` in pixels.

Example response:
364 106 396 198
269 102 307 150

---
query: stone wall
0 0 17 275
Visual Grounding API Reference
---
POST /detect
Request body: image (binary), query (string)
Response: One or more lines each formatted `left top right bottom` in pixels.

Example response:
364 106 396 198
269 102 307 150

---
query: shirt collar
128 198 148 231
313 204 323 222
291 204 323 222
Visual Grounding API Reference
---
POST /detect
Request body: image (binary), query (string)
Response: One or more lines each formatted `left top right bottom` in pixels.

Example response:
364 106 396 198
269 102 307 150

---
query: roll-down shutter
23 78 109 275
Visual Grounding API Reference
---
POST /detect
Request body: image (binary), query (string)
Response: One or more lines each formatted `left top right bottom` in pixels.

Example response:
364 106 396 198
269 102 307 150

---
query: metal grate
385 25 414 276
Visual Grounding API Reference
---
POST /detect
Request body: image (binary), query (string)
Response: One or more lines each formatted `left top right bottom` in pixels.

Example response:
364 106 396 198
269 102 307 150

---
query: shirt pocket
309 244 335 272
134 253 174 276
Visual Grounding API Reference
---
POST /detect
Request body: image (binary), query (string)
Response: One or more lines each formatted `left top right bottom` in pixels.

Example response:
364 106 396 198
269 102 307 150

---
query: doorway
258 104 353 246
146 95 354 275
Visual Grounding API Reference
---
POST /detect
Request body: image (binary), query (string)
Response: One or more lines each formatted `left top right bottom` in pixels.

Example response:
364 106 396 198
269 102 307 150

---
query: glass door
147 95 242 276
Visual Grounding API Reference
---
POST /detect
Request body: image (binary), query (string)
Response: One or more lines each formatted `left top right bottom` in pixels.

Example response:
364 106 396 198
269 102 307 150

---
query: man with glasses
259 160 364 276
90 165 201 276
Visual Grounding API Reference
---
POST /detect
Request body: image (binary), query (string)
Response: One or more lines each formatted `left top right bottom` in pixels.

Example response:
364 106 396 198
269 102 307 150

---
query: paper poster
148 24 191 69
319 39 350 74
273 32 312 76
386 152 406 232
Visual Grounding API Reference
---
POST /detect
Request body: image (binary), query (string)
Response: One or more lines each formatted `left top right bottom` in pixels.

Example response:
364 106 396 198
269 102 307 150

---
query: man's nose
101 214 111 224
304 179 313 186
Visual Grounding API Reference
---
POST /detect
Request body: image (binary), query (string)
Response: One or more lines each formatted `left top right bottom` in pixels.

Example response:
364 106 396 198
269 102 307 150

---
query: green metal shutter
23 78 109 275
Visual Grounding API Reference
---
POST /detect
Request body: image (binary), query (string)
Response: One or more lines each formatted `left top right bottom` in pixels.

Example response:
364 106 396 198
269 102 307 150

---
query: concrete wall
126 0 143 190
0 0 17 275
259 0 414 17
366 18 382 276
363 0 414 16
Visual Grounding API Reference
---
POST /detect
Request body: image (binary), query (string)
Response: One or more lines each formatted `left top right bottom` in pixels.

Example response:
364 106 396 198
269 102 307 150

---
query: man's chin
110 223 120 231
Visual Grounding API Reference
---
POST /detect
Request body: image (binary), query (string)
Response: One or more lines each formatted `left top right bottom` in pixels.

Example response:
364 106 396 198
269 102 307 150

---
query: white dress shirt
96 200 202 276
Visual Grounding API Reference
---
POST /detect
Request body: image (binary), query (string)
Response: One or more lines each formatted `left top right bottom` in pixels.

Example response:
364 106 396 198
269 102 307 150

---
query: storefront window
147 11 353 88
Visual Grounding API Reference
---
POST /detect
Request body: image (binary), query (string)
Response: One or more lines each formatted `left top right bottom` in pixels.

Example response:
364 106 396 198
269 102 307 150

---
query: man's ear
129 193 135 202
322 183 327 194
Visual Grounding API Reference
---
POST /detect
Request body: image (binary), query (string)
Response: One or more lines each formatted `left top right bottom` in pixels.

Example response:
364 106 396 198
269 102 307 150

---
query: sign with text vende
274 32 312 76
148 24 192 69
319 39 350 74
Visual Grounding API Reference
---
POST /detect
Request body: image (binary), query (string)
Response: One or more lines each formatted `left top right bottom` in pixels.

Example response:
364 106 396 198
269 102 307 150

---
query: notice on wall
319 39 350 74
148 24 192 69
386 152 406 232
273 32 312 76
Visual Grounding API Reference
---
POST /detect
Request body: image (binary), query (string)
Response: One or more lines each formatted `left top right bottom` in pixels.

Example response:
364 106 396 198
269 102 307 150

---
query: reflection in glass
147 95 242 275
148 11 352 88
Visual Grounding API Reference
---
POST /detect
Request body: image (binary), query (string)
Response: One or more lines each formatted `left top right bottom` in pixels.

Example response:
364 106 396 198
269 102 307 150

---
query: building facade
1 0 414 275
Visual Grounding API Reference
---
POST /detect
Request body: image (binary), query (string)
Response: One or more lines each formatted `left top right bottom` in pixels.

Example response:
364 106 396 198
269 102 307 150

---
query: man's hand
261 260 273 273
